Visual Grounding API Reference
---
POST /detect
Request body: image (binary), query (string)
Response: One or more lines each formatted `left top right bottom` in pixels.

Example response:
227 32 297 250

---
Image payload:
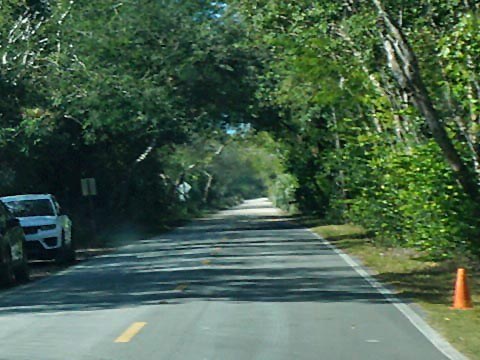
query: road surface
0 199 464 359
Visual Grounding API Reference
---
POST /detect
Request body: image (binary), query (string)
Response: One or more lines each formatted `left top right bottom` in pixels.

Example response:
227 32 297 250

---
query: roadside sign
177 181 192 201
81 178 97 196
81 178 98 244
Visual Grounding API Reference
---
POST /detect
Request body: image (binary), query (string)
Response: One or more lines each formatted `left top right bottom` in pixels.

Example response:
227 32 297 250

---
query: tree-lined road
0 199 461 359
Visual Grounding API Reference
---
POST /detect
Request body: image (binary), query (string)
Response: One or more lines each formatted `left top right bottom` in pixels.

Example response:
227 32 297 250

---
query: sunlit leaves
232 0 480 256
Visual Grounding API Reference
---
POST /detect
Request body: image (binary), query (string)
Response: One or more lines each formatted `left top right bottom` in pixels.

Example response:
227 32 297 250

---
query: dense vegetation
230 1 480 258
1 1 479 258
0 0 277 243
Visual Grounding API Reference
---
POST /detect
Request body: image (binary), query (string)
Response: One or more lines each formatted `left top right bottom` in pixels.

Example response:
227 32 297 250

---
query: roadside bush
270 173 298 212
345 141 479 257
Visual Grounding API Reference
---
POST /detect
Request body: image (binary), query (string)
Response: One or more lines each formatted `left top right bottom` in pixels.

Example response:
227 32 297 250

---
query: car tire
55 232 74 265
65 231 77 264
66 235 76 264
14 246 30 283
0 247 15 286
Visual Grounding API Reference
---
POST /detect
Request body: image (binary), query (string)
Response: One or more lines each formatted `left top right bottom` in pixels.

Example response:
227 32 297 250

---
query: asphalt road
0 198 464 360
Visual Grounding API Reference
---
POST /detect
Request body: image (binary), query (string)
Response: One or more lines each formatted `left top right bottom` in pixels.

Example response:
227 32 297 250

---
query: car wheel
55 232 70 265
14 245 30 283
0 247 15 286
67 236 76 263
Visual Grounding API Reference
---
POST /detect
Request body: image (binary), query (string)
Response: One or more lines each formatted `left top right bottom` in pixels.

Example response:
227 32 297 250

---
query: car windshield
4 199 55 217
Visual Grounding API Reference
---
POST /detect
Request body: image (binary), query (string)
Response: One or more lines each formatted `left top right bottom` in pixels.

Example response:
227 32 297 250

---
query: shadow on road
0 201 423 315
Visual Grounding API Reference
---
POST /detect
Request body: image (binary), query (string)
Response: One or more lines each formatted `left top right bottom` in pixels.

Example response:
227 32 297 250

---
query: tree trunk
203 171 213 203
371 0 479 201
331 108 347 198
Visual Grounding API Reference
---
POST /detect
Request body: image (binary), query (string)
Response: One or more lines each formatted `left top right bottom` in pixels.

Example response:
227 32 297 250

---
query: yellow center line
175 284 188 292
202 259 211 265
114 322 147 343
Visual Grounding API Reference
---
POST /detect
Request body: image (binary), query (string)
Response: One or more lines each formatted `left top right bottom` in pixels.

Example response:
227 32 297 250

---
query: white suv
0 194 75 263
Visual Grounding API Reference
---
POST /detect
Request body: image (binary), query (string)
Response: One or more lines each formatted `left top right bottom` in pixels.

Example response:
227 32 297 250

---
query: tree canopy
230 0 480 257
1 0 480 257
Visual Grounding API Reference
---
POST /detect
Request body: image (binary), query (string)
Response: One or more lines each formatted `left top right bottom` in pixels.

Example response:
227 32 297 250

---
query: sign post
81 178 97 246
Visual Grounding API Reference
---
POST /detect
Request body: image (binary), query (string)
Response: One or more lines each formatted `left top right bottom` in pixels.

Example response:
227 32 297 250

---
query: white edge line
306 228 468 360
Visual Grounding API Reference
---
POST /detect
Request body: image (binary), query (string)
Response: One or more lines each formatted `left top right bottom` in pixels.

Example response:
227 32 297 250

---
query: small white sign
177 181 192 201
81 178 97 196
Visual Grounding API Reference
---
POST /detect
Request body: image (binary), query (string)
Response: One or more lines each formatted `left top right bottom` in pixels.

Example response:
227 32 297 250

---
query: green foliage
270 173 298 213
0 0 267 242
2 0 480 260
346 141 478 256
232 0 480 257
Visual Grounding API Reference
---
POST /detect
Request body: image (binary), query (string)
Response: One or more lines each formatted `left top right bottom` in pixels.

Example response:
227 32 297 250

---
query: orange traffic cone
451 268 473 310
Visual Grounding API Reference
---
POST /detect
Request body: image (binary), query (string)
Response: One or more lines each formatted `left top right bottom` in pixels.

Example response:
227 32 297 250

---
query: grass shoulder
308 222 480 360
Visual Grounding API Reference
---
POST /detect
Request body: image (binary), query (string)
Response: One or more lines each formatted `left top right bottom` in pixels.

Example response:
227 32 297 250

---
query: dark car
0 201 29 285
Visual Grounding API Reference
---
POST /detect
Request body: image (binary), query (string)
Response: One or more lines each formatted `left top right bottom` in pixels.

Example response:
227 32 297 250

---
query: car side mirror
6 218 20 228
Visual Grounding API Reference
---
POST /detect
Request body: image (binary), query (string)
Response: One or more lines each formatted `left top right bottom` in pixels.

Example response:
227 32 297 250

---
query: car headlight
39 224 57 231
